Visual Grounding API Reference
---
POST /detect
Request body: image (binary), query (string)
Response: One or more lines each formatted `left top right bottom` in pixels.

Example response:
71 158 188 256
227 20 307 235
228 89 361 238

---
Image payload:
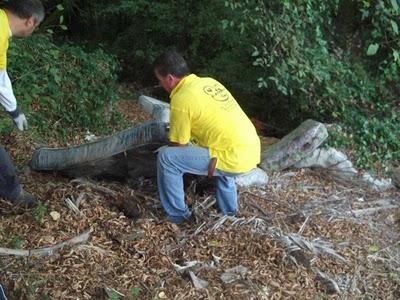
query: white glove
13 113 28 131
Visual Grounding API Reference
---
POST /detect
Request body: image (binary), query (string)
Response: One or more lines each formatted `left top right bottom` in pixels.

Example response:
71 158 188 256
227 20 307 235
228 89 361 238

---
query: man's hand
13 113 28 131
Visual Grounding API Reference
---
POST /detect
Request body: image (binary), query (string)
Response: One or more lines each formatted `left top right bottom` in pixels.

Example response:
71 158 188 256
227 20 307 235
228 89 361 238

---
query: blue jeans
157 146 239 223
0 145 21 200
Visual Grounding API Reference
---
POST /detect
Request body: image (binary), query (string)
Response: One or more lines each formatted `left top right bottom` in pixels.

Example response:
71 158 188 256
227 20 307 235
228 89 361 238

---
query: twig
298 216 310 235
245 198 270 219
72 178 118 199
351 205 398 218
65 197 82 216
0 229 92 257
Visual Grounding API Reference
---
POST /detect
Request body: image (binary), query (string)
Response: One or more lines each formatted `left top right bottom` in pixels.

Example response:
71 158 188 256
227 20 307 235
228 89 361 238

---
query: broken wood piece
298 216 310 235
75 192 87 208
188 270 209 289
65 197 82 215
72 178 119 199
220 265 249 284
351 205 398 218
172 261 199 273
315 270 341 294
0 229 92 257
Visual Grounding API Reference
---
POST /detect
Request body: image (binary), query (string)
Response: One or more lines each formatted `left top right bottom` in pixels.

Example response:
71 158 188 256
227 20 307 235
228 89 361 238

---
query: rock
361 173 392 191
50 211 61 221
260 119 328 171
294 147 357 175
235 168 269 187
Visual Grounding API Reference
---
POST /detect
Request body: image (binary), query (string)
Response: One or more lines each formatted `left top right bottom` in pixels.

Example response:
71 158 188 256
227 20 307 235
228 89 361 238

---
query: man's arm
0 69 17 111
0 69 28 130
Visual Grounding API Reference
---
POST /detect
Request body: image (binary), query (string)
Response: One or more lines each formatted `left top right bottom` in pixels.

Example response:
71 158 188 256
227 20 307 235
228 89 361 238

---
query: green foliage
33 200 48 227
65 0 233 82
7 34 121 140
128 287 141 299
3 0 398 171
344 109 400 169
224 0 400 170
107 291 121 300
10 234 23 249
361 0 400 69
0 116 13 136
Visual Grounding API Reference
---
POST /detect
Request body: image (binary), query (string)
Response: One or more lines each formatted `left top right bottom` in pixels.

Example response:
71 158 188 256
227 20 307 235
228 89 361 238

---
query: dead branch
0 229 92 257
351 205 398 218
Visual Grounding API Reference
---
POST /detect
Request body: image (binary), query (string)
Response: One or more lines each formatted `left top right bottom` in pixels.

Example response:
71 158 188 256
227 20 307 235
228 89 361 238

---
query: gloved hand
13 113 28 131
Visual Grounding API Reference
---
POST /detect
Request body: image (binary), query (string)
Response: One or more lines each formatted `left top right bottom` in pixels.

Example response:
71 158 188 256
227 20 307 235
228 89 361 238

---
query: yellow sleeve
0 9 9 70
169 106 191 144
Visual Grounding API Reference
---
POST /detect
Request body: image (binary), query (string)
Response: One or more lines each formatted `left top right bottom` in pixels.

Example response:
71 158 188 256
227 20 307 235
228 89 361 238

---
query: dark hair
153 50 191 78
4 0 45 23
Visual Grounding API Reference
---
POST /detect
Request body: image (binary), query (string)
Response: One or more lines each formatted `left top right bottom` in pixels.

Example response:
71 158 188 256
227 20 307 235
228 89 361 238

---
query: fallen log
30 121 168 179
29 97 327 188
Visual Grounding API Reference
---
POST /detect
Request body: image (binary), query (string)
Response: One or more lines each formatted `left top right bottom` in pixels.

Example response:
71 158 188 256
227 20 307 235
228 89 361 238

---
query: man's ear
167 74 175 83
25 16 36 27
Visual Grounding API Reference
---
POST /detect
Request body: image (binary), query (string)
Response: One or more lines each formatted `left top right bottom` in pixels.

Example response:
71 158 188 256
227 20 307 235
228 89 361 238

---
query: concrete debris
294 147 393 191
138 95 170 123
235 167 269 187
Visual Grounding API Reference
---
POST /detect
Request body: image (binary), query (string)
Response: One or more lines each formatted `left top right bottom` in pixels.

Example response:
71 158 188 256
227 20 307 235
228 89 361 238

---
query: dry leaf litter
0 98 399 300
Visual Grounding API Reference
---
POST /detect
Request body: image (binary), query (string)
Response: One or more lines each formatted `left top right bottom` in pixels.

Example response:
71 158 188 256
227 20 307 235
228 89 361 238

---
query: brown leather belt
208 157 217 178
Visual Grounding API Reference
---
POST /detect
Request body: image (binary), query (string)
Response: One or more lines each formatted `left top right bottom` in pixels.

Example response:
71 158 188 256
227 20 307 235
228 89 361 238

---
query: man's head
153 50 191 93
4 0 45 37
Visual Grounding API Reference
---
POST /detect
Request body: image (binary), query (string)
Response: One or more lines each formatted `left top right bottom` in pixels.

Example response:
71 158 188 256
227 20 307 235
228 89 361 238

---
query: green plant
128 287 142 299
33 200 48 227
8 33 121 141
10 234 23 249
0 116 13 136
107 290 121 300
224 0 400 171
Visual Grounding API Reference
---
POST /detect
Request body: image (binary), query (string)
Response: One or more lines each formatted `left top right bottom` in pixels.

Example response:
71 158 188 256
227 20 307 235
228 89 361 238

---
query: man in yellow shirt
0 0 44 206
153 50 261 224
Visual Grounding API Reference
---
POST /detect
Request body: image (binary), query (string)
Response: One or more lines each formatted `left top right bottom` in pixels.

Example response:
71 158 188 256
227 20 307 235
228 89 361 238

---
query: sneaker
10 189 36 208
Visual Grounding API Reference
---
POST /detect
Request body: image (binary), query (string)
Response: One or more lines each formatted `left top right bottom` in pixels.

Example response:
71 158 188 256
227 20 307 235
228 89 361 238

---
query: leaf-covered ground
0 99 399 300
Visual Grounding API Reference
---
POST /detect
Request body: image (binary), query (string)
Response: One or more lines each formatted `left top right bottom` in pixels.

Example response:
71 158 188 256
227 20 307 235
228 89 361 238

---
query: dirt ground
0 99 399 299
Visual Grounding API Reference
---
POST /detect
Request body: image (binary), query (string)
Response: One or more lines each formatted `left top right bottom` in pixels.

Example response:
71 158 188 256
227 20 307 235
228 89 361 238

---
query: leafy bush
223 0 400 170
5 34 121 140
6 0 397 171
60 0 234 83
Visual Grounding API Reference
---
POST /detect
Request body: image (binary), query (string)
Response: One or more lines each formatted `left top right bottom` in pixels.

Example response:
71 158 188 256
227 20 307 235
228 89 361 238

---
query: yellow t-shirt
0 9 9 70
169 74 261 173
